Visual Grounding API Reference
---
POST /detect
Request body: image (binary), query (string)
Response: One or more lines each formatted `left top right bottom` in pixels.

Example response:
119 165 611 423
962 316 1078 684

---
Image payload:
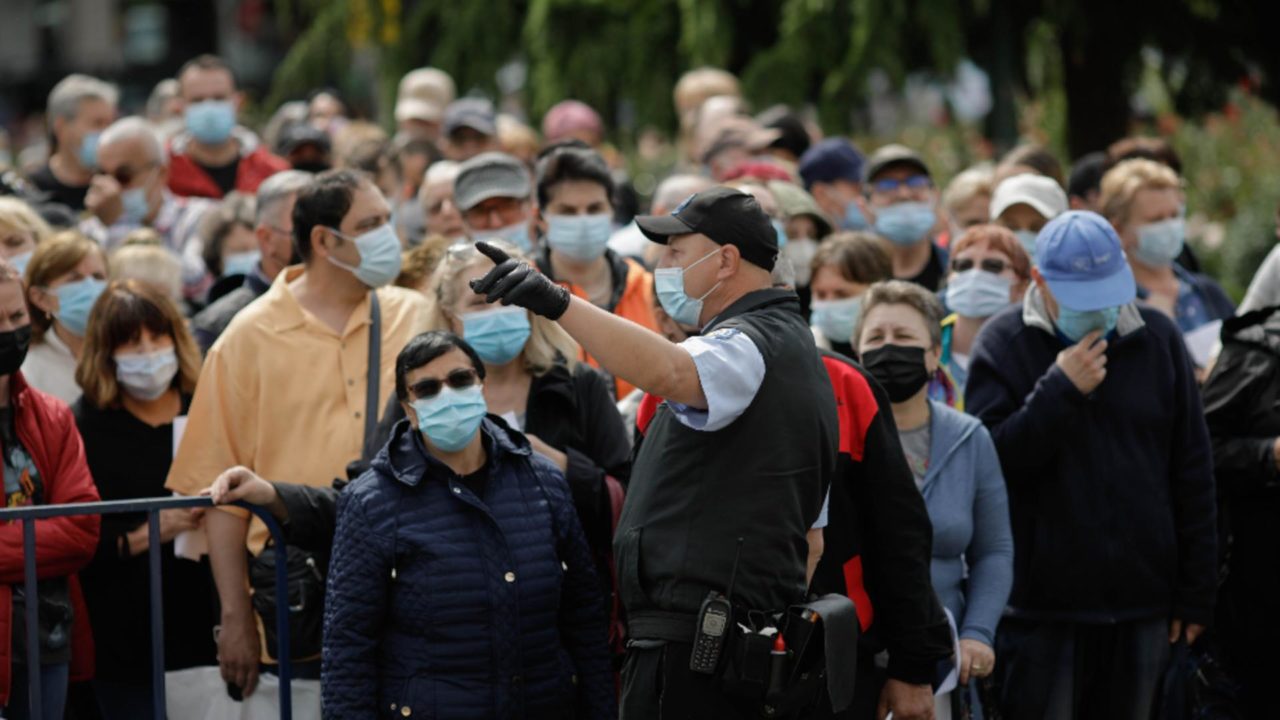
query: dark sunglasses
871 175 932 194
951 257 1011 275
99 163 155 187
409 368 479 399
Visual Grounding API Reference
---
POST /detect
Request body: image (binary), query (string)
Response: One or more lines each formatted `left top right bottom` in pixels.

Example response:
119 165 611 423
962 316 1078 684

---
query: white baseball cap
990 173 1068 221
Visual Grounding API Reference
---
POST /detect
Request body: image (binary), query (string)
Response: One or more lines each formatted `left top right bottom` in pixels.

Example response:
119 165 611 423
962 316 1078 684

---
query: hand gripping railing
0 496 293 720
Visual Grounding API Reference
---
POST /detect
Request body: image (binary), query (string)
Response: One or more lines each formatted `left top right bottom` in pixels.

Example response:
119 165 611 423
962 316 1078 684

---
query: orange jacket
539 249 658 399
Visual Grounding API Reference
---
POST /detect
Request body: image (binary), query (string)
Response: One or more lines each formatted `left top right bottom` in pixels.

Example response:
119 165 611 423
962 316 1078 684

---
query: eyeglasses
951 257 1011 275
99 163 156 187
871 175 932 195
409 367 479 399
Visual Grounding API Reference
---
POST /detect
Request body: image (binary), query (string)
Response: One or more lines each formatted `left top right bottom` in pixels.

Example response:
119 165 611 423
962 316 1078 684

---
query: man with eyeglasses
192 169 314 352
455 152 538 253
167 170 430 711
81 116 217 300
863 145 948 292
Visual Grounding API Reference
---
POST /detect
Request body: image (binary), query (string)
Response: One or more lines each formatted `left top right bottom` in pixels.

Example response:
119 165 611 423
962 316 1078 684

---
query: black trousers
620 641 760 719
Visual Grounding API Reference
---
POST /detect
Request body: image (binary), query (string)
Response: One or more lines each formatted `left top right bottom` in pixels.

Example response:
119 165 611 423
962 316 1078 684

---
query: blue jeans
995 617 1169 720
4 662 69 720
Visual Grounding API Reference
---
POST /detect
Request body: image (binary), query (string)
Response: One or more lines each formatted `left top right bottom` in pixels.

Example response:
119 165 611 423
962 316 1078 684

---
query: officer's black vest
616 288 839 619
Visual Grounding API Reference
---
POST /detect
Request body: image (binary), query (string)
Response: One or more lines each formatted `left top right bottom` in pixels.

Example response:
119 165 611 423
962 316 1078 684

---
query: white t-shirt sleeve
666 327 766 432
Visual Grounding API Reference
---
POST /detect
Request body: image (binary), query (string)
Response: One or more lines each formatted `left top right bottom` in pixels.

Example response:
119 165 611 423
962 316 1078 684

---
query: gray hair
255 170 313 228
99 117 166 166
47 74 119 129
652 174 713 215
145 79 180 122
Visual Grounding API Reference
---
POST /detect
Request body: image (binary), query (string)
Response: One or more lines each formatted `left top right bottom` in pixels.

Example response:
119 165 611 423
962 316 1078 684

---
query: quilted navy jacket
321 416 615 719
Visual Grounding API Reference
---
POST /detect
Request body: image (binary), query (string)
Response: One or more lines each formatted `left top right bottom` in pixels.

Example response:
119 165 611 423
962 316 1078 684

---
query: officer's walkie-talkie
690 537 744 674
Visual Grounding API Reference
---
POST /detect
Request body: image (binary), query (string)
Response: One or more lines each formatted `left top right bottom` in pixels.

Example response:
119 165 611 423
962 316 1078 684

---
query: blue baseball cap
798 138 864 191
1036 210 1136 311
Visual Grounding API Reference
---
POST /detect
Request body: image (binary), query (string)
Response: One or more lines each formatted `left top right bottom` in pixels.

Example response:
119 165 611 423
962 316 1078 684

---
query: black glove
469 241 572 320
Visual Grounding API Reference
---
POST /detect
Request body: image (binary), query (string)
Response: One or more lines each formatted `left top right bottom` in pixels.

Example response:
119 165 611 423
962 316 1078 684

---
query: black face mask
861 344 930 403
0 325 31 377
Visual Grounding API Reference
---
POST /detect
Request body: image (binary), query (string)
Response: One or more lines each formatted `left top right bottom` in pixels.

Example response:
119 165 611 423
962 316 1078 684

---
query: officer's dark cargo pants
620 640 758 719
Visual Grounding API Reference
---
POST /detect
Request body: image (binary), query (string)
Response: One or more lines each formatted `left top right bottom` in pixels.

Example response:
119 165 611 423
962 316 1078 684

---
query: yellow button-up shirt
167 266 430 551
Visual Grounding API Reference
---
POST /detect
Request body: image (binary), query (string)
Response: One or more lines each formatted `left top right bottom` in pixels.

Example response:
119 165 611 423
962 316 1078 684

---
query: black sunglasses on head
409 368 479 399
951 257 1011 275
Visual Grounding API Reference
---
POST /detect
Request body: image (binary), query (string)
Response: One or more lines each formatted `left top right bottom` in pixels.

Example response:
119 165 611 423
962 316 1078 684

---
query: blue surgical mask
120 187 151 225
78 132 100 169
1055 305 1121 343
114 348 178 401
771 219 789 249
10 251 32 277
326 223 403 287
222 250 261 278
52 277 107 337
654 247 723 328
1133 218 1185 267
947 269 1013 319
842 199 869 231
874 201 936 246
462 306 531 366
545 213 612 261
184 100 237 145
473 221 533 253
810 296 862 346
1014 230 1039 259
412 384 488 453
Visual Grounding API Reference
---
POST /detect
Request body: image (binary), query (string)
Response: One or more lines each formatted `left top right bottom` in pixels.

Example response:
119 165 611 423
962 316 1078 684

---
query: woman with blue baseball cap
965 210 1217 719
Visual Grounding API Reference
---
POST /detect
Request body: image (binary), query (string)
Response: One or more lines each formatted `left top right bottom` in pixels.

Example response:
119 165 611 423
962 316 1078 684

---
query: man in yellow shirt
166 169 429 701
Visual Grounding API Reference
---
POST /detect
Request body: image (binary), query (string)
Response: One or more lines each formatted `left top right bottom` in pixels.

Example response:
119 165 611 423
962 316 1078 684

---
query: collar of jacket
704 287 801 332
1022 283 1145 339
168 125 264 159
920 399 981 490
537 246 631 313
1222 304 1280 355
375 415 532 488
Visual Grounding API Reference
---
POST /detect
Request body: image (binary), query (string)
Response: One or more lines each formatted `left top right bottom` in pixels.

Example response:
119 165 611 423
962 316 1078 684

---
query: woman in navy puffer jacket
322 331 614 719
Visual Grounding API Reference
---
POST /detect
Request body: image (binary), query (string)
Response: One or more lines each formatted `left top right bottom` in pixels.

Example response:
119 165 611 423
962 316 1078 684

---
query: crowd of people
0 53 1274 720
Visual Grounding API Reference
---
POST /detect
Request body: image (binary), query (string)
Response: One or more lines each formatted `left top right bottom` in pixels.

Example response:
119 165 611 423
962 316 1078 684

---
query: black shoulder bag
250 291 381 660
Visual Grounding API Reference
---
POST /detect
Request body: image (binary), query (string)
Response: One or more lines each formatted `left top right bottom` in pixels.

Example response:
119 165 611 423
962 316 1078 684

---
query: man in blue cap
799 138 872 233
965 211 1217 718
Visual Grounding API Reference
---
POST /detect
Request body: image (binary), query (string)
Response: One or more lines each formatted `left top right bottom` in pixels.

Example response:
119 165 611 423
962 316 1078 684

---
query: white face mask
114 348 179 401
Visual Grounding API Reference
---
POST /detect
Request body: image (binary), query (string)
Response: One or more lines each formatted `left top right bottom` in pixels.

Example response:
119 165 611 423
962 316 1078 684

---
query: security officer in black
471 186 839 718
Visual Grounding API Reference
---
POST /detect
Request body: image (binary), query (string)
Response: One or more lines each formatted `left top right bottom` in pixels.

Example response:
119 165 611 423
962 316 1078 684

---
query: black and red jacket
633 349 951 685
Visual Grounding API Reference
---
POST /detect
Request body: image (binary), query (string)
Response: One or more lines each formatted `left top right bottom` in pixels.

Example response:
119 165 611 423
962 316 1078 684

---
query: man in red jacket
167 55 289 199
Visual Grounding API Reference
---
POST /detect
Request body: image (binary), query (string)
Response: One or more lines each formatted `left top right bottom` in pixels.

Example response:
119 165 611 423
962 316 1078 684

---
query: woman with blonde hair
1099 158 1233 340
0 198 53 275
373 239 629 605
72 280 214 717
21 231 108 404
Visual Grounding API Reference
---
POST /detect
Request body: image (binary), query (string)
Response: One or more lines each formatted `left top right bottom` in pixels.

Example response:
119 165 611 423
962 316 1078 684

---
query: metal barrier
0 496 293 720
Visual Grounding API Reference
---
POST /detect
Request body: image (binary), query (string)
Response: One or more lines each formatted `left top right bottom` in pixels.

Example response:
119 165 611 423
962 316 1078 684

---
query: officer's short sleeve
810 490 831 530
667 327 766 432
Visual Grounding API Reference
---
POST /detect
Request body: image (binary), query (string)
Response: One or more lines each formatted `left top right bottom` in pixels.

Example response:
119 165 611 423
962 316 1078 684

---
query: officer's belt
627 610 698 643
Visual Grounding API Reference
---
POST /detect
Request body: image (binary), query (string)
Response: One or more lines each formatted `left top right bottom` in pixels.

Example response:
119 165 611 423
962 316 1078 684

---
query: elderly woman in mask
207 331 615 720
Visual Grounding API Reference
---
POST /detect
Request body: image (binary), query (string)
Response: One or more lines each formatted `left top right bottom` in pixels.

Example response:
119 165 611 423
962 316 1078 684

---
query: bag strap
364 291 381 450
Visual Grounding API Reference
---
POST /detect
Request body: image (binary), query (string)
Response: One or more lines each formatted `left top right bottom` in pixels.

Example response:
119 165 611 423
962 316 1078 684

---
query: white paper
501 411 522 431
935 608 961 696
173 488 208 561
1184 319 1223 368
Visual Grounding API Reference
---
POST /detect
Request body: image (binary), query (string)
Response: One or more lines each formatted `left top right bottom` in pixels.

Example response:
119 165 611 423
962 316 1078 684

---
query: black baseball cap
635 186 778 271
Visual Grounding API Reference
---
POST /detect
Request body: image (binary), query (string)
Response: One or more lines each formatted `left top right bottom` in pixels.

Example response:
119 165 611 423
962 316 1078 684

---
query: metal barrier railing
0 496 293 720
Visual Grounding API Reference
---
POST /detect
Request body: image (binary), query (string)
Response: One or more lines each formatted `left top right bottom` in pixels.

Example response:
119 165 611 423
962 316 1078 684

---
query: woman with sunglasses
205 331 615 719
939 226 1032 393
855 280 1013 719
